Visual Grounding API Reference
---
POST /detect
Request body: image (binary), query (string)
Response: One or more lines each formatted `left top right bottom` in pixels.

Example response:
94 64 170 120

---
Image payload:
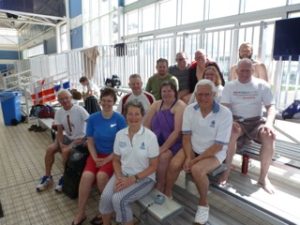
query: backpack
282 100 300 119
38 105 55 119
29 104 44 117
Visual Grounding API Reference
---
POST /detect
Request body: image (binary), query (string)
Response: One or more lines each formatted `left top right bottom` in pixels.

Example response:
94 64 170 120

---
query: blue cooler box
0 91 22 126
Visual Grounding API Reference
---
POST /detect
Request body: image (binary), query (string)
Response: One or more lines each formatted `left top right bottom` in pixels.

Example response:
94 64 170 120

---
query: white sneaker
36 176 53 192
194 205 209 224
54 176 64 193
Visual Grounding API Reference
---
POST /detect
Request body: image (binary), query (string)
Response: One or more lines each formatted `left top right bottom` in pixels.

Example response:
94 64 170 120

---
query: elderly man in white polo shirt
165 79 232 224
220 58 276 194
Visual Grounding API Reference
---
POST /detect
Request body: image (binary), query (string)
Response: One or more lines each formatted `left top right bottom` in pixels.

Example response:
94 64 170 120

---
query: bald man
221 58 276 194
230 42 268 82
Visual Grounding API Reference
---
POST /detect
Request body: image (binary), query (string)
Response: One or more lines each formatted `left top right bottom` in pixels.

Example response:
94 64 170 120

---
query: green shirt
145 73 179 100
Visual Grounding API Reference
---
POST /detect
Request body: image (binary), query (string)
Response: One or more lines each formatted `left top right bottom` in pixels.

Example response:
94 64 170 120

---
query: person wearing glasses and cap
36 90 89 193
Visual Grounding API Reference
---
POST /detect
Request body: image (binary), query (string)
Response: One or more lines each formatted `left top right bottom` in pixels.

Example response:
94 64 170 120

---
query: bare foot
72 213 86 225
218 170 230 186
258 178 275 194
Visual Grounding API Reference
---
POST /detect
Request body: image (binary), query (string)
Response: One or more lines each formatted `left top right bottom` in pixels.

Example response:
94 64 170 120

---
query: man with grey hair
221 58 276 194
164 79 232 224
36 90 89 192
117 74 155 115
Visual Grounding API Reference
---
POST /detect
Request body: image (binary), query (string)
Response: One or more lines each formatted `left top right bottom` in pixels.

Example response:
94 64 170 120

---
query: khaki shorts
234 116 266 151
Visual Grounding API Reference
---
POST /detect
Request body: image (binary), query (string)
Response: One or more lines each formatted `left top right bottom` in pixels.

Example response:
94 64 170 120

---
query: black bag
84 96 101 114
62 144 89 199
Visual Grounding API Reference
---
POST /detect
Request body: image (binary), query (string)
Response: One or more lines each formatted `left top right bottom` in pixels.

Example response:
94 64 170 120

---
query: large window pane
83 23 91 47
159 0 176 29
82 0 90 22
141 5 155 32
208 0 239 19
90 0 99 19
125 0 137 5
100 0 109 15
100 15 110 44
91 19 100 46
125 10 138 35
182 0 203 24
242 0 286 13
289 0 300 4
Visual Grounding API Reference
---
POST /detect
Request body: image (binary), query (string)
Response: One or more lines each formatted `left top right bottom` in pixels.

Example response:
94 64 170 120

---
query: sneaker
55 176 64 193
194 205 209 224
36 176 53 192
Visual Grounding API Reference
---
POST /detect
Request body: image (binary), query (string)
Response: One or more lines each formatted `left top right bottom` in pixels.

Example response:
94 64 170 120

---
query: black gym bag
62 143 89 199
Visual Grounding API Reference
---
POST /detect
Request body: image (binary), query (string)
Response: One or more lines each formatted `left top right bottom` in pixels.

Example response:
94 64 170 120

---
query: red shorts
83 153 114 177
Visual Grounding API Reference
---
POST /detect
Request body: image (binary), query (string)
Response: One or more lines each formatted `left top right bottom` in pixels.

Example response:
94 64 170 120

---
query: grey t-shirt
169 65 190 91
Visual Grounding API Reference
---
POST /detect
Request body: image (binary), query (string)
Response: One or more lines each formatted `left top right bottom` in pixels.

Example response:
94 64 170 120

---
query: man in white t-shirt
36 90 89 193
165 79 232 224
220 58 276 194
117 74 155 115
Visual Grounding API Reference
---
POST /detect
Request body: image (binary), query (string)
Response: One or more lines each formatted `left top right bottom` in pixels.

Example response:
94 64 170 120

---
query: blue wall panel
70 26 83 49
0 51 19 60
69 0 81 18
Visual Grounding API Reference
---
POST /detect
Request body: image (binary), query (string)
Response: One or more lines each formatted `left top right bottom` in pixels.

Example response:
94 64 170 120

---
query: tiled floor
0 113 299 225
0 120 99 225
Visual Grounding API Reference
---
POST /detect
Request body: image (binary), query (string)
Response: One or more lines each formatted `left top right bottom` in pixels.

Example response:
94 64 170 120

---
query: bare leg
44 142 59 176
191 158 220 206
156 150 173 193
219 122 243 184
102 213 113 225
61 147 71 167
96 172 109 193
73 172 95 224
258 130 275 194
164 149 185 197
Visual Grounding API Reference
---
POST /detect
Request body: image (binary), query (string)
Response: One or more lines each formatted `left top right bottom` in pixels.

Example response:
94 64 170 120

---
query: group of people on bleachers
35 42 276 225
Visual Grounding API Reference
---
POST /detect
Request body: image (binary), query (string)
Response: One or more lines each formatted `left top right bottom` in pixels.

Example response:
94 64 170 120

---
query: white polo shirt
221 77 274 119
114 126 159 181
55 104 89 140
182 102 232 163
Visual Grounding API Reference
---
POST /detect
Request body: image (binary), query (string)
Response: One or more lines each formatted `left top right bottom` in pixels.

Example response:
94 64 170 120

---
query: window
181 0 204 24
82 0 90 22
100 15 110 44
83 23 91 47
141 5 155 32
125 0 137 5
207 0 239 19
125 10 138 35
60 24 68 52
90 0 99 19
91 19 100 46
159 0 176 29
242 0 286 13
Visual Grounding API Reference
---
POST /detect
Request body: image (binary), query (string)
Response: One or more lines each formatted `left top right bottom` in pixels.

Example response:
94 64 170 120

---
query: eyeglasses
176 58 186 61
67 115 72 133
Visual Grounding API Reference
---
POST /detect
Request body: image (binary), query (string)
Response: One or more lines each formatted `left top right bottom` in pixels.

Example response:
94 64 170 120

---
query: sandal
90 215 102 225
71 216 87 225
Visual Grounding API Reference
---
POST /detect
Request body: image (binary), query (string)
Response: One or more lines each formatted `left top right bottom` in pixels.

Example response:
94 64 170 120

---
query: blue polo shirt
86 112 126 154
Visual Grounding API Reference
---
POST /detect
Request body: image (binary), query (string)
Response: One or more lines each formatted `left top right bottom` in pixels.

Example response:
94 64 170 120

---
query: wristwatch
134 174 140 183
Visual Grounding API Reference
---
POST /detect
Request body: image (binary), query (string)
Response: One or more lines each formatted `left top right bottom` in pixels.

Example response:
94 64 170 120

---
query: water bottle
241 154 249 175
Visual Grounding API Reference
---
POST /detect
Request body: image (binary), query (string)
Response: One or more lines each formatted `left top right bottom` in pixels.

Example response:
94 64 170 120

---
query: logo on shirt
110 123 117 128
140 142 146 150
210 120 215 128
119 141 127 148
